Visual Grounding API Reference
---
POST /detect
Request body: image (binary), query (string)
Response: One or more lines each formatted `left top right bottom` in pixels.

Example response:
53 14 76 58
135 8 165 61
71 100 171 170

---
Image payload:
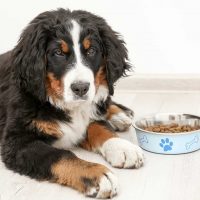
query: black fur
0 8 130 188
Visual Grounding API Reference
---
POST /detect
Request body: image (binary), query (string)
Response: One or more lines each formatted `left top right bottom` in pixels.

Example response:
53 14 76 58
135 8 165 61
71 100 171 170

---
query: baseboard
115 73 200 92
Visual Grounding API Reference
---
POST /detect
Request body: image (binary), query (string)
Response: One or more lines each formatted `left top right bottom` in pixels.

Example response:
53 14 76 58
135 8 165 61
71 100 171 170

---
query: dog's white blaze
62 20 95 105
71 20 82 69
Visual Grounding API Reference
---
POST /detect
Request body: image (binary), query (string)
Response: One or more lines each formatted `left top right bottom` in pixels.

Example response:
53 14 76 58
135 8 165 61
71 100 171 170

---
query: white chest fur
52 103 91 149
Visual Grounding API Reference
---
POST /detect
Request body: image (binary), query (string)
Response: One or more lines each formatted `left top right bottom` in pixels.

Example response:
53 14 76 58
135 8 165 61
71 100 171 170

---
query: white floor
1 90 200 200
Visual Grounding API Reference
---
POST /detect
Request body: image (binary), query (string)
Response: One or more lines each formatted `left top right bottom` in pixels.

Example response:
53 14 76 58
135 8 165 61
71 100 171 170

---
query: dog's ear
98 22 131 95
12 13 49 102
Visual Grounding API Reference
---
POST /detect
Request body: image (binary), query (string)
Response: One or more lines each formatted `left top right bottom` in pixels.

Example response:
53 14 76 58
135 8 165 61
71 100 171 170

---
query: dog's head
13 9 131 109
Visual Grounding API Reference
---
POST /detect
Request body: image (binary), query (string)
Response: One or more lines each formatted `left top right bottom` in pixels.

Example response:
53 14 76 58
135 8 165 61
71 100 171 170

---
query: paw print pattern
159 138 173 151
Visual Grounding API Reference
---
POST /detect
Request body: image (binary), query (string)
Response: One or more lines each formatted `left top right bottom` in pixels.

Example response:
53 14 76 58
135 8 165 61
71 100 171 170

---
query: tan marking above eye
61 40 69 53
83 37 91 50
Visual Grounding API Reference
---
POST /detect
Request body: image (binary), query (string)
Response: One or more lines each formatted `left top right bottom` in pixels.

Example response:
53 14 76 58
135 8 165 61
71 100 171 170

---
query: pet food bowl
134 113 200 154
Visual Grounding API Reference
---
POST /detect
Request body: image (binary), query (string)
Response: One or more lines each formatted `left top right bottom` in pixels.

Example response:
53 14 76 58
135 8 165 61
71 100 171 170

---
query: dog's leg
81 121 144 169
2 139 118 198
106 101 134 131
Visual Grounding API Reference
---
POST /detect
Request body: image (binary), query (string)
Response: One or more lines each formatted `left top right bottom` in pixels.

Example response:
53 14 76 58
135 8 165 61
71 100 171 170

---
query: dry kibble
153 127 161 132
144 123 199 133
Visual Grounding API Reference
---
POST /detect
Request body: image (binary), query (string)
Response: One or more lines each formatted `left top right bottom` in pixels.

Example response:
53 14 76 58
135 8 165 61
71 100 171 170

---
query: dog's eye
54 49 64 56
87 47 96 57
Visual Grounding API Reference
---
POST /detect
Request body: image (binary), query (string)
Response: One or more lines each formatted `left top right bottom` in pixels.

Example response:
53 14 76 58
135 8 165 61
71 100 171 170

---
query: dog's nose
70 82 90 97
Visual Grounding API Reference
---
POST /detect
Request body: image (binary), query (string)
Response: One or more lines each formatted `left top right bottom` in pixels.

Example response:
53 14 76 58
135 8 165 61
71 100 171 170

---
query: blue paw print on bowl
159 138 173 151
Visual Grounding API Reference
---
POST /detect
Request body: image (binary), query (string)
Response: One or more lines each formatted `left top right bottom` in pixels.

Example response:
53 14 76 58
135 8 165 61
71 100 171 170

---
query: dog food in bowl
144 123 200 133
134 113 200 154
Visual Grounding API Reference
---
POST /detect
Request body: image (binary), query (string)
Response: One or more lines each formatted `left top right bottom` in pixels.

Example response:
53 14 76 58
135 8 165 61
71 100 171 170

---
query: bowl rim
133 112 200 135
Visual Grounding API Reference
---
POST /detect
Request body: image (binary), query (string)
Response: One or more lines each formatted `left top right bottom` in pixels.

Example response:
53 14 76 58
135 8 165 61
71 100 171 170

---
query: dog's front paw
84 165 118 198
108 105 134 132
100 138 144 168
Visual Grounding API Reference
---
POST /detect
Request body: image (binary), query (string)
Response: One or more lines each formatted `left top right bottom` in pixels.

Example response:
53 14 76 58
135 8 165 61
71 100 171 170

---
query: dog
0 9 144 198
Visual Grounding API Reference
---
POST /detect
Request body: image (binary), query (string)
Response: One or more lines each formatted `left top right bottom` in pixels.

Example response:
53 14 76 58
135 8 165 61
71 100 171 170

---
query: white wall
0 0 200 74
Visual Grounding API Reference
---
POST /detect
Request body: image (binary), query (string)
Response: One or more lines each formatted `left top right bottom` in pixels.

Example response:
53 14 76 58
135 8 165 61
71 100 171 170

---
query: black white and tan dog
0 9 144 198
